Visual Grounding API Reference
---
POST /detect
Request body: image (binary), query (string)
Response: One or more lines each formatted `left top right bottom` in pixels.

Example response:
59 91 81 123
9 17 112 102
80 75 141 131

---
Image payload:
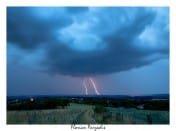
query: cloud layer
7 7 169 76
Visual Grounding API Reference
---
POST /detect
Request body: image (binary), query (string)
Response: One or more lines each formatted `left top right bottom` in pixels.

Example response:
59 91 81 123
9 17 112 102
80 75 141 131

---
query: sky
7 7 169 96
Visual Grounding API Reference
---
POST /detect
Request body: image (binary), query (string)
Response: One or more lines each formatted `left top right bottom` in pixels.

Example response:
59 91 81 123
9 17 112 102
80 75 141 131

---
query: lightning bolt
83 78 88 95
82 77 100 95
89 77 100 95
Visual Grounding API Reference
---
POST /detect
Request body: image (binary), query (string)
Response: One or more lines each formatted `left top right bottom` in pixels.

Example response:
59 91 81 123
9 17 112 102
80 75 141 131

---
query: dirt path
73 109 96 124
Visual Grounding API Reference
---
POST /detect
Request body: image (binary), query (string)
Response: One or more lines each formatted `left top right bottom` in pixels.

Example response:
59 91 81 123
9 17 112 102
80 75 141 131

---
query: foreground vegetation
7 103 169 124
7 96 169 111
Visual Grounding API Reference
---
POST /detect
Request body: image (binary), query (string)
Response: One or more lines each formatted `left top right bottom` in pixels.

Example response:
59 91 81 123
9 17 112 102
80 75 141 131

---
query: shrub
94 106 108 114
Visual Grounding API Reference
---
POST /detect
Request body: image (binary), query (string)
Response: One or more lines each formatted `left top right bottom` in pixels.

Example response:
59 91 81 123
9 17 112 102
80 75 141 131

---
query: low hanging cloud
7 7 169 76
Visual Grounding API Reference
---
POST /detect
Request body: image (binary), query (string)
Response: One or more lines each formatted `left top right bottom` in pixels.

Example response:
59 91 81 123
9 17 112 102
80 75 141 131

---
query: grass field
7 103 169 124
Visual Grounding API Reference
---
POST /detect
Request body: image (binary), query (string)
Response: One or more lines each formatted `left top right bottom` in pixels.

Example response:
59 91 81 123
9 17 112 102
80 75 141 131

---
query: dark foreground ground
7 95 169 124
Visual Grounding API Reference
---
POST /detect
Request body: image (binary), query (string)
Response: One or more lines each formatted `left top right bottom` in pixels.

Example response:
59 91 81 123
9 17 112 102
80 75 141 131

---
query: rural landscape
7 94 169 124
7 7 169 125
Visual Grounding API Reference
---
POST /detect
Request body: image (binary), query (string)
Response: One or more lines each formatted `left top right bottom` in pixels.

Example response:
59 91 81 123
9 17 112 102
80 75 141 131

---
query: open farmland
7 103 169 124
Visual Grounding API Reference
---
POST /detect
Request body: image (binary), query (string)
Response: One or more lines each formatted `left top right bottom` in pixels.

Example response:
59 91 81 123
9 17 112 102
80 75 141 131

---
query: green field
7 103 169 124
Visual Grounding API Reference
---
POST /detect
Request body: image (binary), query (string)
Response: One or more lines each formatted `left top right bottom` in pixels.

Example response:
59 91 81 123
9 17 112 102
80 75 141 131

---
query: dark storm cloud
7 7 72 49
66 7 89 14
7 7 169 76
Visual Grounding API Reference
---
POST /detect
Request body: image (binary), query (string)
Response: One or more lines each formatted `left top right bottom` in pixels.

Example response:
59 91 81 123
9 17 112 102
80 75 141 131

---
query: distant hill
133 94 169 100
7 94 169 101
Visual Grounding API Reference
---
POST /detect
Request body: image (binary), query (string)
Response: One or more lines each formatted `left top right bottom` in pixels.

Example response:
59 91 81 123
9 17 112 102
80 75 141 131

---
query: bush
7 98 70 110
144 100 169 111
94 106 108 114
